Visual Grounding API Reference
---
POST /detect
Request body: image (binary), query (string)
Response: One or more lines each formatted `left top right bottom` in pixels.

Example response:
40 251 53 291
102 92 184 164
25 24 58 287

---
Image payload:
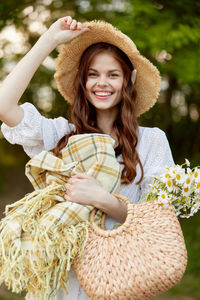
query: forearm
0 17 89 126
0 34 56 124
95 191 127 223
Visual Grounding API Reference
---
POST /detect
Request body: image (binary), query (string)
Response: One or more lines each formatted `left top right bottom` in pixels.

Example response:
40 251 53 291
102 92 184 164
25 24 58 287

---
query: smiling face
85 52 124 114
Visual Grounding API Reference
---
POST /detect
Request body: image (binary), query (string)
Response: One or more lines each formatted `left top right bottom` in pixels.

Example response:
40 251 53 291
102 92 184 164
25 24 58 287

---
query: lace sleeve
140 127 175 199
1 102 75 158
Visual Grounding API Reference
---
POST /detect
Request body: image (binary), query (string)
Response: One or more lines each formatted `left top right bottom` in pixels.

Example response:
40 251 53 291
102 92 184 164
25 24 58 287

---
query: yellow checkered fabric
0 133 121 300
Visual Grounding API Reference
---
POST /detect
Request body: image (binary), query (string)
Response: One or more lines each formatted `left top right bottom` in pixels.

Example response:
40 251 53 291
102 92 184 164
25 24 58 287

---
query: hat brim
54 20 160 117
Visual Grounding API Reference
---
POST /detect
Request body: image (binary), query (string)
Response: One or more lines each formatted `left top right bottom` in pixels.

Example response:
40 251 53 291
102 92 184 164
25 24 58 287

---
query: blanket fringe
0 183 90 300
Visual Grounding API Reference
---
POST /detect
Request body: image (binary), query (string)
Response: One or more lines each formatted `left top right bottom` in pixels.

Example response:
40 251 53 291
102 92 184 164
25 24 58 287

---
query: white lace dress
1 102 175 300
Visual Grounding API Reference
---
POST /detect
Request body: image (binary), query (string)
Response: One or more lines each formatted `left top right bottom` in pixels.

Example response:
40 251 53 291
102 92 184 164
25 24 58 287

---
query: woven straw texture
54 20 161 117
74 194 187 300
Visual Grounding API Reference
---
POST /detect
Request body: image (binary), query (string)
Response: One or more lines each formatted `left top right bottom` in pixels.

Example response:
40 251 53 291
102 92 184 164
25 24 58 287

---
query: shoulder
138 126 166 139
137 126 171 157
138 126 168 148
137 125 174 166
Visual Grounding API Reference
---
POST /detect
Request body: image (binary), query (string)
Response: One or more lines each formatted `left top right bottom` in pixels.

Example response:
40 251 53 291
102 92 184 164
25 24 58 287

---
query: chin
93 102 113 109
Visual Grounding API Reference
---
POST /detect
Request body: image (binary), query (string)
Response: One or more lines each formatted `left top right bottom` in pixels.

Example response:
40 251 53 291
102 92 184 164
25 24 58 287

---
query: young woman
0 16 174 299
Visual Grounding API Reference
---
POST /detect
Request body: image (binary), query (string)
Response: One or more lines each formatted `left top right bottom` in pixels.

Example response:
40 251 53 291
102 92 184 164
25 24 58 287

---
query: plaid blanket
0 133 121 300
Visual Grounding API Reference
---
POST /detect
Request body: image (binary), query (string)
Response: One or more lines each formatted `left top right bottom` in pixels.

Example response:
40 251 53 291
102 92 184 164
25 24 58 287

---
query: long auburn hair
52 42 143 185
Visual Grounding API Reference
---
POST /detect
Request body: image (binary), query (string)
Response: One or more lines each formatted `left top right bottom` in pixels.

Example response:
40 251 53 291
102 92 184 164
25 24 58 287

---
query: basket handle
90 194 130 230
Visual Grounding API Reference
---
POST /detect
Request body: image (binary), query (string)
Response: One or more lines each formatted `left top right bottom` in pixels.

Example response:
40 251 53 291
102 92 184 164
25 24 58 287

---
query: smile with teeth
93 92 113 97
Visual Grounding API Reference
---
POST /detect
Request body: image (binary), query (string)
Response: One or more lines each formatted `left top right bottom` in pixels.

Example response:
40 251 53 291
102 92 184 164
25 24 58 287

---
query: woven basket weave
73 194 187 300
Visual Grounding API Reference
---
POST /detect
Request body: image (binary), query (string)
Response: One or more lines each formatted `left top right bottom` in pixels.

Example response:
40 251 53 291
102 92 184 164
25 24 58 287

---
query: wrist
94 189 110 209
95 191 127 223
37 32 58 54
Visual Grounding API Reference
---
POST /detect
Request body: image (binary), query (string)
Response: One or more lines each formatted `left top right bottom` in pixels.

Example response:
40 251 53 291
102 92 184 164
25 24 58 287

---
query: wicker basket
73 194 187 300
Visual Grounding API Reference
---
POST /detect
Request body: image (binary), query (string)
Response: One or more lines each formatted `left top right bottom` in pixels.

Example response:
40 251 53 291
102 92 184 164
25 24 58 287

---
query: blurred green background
0 0 200 299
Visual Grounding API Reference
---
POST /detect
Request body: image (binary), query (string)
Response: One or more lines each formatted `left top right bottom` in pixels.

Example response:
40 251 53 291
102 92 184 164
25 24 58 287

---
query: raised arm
0 16 89 127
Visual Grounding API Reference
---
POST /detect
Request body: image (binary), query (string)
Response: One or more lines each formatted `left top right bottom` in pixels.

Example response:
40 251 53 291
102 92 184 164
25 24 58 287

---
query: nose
97 75 108 86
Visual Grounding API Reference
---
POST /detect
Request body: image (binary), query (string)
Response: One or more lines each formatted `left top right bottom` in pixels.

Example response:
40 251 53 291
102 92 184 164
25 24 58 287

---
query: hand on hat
45 16 90 47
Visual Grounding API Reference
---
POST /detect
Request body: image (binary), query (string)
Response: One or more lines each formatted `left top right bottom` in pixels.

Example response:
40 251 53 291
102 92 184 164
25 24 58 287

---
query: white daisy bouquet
144 159 200 218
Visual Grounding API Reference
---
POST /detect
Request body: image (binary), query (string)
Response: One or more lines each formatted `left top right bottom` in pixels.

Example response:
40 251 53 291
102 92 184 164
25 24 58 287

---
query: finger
59 16 71 21
60 20 69 30
65 183 72 190
77 22 82 30
64 192 77 202
67 177 80 185
72 173 89 179
59 16 71 25
64 194 71 201
65 16 72 25
70 19 78 30
66 178 74 185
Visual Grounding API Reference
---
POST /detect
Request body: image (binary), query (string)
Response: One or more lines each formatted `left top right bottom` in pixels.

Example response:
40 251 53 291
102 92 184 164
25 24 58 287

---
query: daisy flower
174 170 186 185
184 174 193 188
167 165 185 184
160 168 172 183
143 159 200 218
158 190 169 206
172 183 181 194
196 182 200 192
182 185 192 197
167 166 178 178
193 168 200 182
166 179 173 192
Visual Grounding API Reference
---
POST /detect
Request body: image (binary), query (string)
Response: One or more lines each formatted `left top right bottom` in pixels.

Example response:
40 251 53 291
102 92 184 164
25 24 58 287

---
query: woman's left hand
64 173 106 206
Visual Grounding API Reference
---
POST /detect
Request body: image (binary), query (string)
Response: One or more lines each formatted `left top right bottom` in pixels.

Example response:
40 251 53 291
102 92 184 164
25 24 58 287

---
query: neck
96 109 117 134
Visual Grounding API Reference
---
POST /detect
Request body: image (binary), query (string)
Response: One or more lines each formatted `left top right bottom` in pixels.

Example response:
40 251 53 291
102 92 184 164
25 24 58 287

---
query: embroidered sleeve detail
1 102 75 157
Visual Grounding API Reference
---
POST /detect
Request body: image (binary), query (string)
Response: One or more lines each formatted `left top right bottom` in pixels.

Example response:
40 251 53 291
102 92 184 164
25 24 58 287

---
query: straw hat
54 20 161 116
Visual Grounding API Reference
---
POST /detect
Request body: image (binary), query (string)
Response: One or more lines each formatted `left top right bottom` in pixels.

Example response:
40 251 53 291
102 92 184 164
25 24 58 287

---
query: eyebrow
88 68 122 73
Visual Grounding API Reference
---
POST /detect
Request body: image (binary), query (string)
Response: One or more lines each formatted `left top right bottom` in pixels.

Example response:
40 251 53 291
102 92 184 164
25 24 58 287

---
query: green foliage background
0 0 200 299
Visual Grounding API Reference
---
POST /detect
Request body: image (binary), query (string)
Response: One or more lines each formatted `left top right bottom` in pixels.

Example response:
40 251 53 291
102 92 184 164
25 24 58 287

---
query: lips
94 92 112 96
93 90 113 96
92 90 114 101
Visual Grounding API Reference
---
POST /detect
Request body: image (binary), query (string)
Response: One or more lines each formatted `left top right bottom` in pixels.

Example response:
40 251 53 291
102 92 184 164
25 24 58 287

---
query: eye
109 73 119 77
88 72 97 77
